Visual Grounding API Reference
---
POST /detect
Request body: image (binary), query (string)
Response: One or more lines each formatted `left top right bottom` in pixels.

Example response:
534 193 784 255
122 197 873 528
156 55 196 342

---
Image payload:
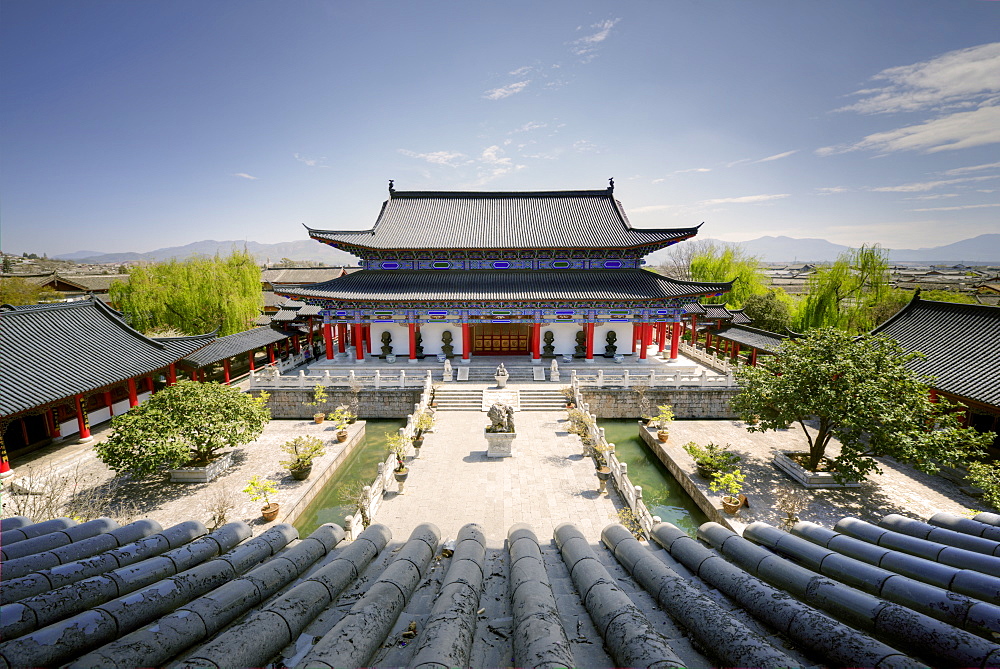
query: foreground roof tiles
2 510 999 667
0 299 212 416
308 188 699 252
279 269 732 304
872 295 1000 407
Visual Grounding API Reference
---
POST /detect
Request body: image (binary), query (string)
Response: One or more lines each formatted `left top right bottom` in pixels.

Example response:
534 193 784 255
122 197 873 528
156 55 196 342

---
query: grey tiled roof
871 296 1000 406
701 303 735 320
308 189 699 251
279 269 731 304
706 324 789 353
182 326 298 368
262 267 351 285
729 308 752 325
0 299 212 417
683 302 707 315
2 511 998 667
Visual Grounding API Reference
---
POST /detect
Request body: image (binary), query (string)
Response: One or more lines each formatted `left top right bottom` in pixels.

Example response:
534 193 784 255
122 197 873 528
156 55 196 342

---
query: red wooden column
49 407 62 439
146 376 155 394
631 323 639 354
532 322 541 362
584 323 595 361
223 359 232 383
462 322 471 361
749 348 758 366
638 323 649 360
353 323 365 361
337 323 347 354
127 379 139 407
732 342 741 361
267 344 276 365
323 322 335 360
74 394 92 442
248 350 256 371
0 440 9 478
103 390 115 417
690 316 698 346
408 323 417 361
307 317 315 349
167 363 177 385
365 324 373 355
670 322 681 360
190 368 198 381
657 322 667 352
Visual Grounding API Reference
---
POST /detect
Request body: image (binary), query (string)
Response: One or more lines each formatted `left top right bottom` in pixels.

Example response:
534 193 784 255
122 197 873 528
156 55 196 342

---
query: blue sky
1 0 998 257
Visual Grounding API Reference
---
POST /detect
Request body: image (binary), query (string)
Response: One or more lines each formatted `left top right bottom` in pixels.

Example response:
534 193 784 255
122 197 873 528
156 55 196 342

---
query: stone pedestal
773 451 862 489
485 430 515 458
169 451 235 483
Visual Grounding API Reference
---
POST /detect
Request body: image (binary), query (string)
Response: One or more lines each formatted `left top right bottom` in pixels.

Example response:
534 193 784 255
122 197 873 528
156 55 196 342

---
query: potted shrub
307 384 329 424
386 432 410 492
653 404 675 442
243 475 280 521
279 435 327 480
413 411 434 450
327 405 353 442
683 441 741 480
710 469 746 514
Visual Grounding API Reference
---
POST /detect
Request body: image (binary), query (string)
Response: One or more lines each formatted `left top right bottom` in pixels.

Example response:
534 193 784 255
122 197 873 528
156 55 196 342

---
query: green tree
967 463 1000 512
742 289 793 333
795 245 896 333
689 242 769 307
731 327 993 482
0 277 60 305
110 249 262 336
96 381 270 478
2 255 12 273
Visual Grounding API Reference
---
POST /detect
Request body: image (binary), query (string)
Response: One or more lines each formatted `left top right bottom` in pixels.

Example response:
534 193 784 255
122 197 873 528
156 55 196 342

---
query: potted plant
327 405 353 442
710 469 746 514
279 435 327 480
386 432 410 492
307 384 329 424
653 404 674 442
413 411 434 450
243 475 280 521
634 384 652 424
683 441 741 480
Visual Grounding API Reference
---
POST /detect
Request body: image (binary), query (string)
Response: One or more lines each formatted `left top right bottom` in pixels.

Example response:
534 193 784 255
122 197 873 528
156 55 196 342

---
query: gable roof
0 298 213 416
307 188 699 253
182 326 299 368
871 295 1000 407
706 323 790 353
278 269 732 305
261 267 352 285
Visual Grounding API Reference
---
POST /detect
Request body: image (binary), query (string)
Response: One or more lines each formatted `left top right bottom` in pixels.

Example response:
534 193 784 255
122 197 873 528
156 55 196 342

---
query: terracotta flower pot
721 496 742 515
657 430 669 443
337 430 348 442
290 464 312 480
314 413 325 424
261 503 280 522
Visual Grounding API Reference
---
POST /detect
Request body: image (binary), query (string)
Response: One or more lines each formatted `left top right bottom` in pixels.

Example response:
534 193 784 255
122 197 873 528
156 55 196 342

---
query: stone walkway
374 410 625 547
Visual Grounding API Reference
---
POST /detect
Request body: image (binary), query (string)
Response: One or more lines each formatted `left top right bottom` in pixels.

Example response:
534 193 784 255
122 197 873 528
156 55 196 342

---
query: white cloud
699 194 791 206
570 18 620 60
483 80 531 100
836 42 1000 114
232 172 258 180
510 121 547 134
910 203 1000 212
870 174 999 192
573 139 599 153
817 186 849 195
398 149 469 167
509 65 532 76
755 150 798 163
817 105 1000 155
472 145 525 185
725 158 752 168
942 161 1000 176
294 153 329 168
904 193 960 200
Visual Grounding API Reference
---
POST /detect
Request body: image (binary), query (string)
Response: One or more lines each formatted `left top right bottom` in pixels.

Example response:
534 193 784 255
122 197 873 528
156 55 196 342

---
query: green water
293 418 406 535
600 419 709 536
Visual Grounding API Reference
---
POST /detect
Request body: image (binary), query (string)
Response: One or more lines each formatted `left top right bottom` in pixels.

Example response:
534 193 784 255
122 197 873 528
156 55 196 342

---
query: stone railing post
298 370 306 387
596 370 604 388
623 370 630 388
374 370 382 390
323 370 332 386
399 370 406 388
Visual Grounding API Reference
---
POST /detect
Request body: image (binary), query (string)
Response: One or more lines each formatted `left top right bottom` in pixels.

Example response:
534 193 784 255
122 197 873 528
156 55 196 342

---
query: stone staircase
432 387 483 411
518 388 566 411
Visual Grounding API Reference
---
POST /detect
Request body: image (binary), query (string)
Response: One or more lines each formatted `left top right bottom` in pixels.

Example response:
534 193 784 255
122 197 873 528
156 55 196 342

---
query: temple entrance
472 324 530 354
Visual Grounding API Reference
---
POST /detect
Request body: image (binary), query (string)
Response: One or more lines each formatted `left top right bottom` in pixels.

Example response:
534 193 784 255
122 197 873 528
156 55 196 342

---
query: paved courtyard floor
374 410 625 547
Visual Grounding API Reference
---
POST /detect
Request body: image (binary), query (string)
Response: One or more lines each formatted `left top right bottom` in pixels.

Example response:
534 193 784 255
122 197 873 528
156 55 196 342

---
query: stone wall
249 389 423 419
579 388 739 419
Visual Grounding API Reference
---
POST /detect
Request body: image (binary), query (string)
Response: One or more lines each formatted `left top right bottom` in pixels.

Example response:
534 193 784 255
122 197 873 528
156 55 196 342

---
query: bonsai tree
97 381 270 478
327 405 353 431
386 432 409 472
710 469 745 501
731 327 994 482
279 435 327 473
307 383 329 422
243 475 278 510
653 405 675 431
413 411 434 440
683 442 740 477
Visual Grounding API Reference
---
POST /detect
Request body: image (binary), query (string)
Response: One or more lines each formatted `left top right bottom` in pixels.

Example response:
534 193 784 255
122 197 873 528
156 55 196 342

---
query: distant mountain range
55 233 1000 265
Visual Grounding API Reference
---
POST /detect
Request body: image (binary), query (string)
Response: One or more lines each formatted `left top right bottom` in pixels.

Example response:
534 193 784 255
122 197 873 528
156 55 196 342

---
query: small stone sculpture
542 330 555 357
487 402 515 433
414 330 424 358
575 331 586 356
605 331 618 357
380 331 393 357
441 330 454 357
494 363 509 388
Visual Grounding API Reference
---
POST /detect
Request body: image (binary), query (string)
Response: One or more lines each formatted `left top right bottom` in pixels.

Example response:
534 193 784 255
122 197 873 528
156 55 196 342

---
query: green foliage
919 289 979 305
243 476 277 506
279 436 327 470
653 405 674 429
306 384 329 408
96 380 271 478
109 249 262 336
966 463 1000 512
683 441 741 473
742 289 794 333
414 410 435 436
795 245 899 333
385 432 409 471
689 243 769 307
327 405 353 430
710 469 745 497
731 328 994 482
0 277 61 305
617 507 646 540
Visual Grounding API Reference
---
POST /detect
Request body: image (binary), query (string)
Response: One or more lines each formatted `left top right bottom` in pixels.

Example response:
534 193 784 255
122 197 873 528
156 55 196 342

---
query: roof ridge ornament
608 177 614 192
388 179 395 193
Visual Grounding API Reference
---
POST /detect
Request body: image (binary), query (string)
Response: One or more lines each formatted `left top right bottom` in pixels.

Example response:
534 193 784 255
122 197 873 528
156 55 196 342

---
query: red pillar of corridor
74 394 92 441
127 379 139 407
408 323 417 361
337 323 347 354
223 359 232 383
462 322 471 361
323 322 335 360
532 322 541 362
670 321 681 360
638 323 649 360
353 323 365 361
584 323 595 361
657 322 667 353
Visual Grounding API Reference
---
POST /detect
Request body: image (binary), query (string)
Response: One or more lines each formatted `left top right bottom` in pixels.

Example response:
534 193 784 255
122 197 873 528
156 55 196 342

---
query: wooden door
472 324 530 354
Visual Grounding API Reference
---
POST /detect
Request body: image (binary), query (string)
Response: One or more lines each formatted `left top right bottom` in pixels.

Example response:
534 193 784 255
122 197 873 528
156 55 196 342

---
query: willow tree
110 249 262 336
689 242 769 307
795 245 902 333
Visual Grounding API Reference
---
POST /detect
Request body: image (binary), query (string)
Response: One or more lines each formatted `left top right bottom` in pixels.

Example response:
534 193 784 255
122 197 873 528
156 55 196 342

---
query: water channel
599 419 709 536
294 418 406 536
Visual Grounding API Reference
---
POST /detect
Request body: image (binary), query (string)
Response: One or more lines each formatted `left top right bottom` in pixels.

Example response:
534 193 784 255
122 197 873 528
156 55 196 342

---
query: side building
277 182 733 363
